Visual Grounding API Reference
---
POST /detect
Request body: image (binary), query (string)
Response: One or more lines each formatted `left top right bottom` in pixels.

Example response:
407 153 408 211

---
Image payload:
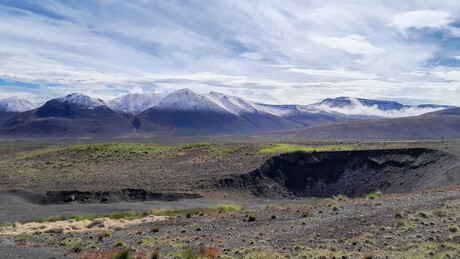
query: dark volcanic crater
218 148 459 198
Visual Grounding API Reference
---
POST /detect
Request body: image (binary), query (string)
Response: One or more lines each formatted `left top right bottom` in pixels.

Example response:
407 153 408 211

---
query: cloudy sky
0 0 459 106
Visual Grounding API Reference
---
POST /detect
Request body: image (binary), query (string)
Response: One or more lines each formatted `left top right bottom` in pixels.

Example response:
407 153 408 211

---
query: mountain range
261 108 460 141
0 89 457 138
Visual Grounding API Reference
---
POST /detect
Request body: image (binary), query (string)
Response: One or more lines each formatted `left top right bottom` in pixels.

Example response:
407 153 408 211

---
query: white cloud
287 68 378 79
312 97 445 118
239 52 263 60
430 67 460 81
129 86 144 94
391 10 452 30
310 35 385 55
0 1 459 107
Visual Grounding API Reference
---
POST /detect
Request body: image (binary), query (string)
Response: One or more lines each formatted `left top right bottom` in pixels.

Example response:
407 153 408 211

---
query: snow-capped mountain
0 93 133 137
56 93 108 109
152 88 226 112
107 90 455 119
0 97 36 112
109 92 166 114
1 89 455 137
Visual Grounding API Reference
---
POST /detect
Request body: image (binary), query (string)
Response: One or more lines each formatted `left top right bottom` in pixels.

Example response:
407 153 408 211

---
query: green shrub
113 248 133 259
417 211 430 218
366 192 382 200
448 225 459 233
336 195 348 201
150 226 161 233
396 220 406 228
433 209 446 217
97 231 112 239
71 242 86 253
247 214 257 222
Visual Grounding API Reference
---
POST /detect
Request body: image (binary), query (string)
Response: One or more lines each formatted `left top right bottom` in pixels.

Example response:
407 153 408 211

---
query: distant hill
261 107 460 141
0 93 134 137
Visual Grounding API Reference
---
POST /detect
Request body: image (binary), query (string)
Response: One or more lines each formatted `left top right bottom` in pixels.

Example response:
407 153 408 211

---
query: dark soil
219 148 459 198
3 189 202 205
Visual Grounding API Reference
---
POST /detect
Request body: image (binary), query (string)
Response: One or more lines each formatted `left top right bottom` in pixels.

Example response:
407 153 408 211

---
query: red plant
15 241 27 246
200 246 218 258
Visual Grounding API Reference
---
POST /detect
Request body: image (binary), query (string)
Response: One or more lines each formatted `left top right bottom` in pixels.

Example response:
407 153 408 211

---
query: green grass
65 143 210 155
0 143 212 176
150 204 243 217
60 238 98 253
335 195 348 202
366 192 383 200
259 143 358 153
210 145 247 156
35 205 243 223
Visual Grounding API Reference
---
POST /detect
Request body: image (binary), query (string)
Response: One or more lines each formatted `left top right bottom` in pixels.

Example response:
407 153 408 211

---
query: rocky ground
1 186 459 258
0 140 459 258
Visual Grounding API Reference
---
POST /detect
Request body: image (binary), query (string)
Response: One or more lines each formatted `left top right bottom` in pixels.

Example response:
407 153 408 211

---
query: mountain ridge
0 90 457 137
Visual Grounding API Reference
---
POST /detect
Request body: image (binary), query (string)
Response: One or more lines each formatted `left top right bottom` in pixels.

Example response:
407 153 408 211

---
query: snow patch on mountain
56 93 108 109
0 97 36 112
109 92 166 114
205 92 258 115
251 104 299 116
153 88 227 112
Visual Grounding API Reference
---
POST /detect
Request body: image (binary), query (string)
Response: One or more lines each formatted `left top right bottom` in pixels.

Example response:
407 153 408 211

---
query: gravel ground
1 186 459 258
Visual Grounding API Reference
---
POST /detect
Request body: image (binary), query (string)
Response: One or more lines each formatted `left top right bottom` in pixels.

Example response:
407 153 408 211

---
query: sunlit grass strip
210 145 248 156
65 143 210 154
35 204 243 223
259 143 359 153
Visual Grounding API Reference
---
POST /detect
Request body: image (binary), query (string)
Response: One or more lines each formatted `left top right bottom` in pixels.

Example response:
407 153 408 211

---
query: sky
0 0 460 106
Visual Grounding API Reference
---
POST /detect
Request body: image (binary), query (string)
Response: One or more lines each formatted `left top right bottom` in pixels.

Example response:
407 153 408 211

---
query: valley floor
0 186 459 258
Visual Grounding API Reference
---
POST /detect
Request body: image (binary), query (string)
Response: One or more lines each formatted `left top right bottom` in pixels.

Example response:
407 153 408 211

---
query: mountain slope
0 97 36 112
0 93 134 137
109 92 166 114
0 97 37 123
134 89 260 135
262 107 460 140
